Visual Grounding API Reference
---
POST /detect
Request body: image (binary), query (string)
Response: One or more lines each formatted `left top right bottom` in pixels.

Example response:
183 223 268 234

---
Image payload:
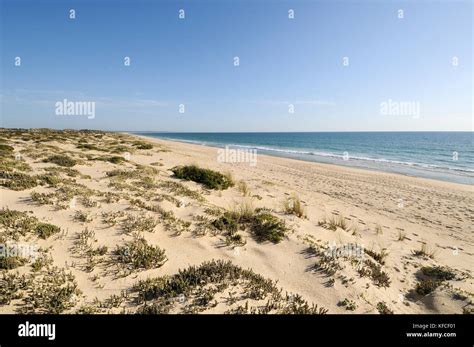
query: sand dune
0 129 472 314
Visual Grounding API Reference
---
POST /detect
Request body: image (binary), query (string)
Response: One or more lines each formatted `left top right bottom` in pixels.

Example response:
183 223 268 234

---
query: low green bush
212 212 239 233
421 266 455 281
35 223 61 239
0 171 37 190
114 237 167 270
171 165 233 190
0 256 28 270
416 279 441 295
43 155 76 167
251 212 288 243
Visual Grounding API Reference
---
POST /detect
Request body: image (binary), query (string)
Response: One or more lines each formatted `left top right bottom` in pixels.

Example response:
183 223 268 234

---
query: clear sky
0 0 472 132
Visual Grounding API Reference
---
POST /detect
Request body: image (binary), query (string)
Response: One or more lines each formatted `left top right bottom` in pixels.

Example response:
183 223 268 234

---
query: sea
136 132 474 185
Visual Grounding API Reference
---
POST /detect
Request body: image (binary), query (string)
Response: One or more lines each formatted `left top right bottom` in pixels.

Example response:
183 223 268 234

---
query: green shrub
414 266 456 296
93 155 126 164
31 253 53 272
212 207 288 244
421 266 455 281
0 209 38 239
376 301 394 314
44 166 80 177
0 171 37 190
76 143 101 151
251 212 288 243
212 212 239 233
114 237 167 270
109 145 131 153
338 298 357 311
171 165 233 190
416 279 441 295
35 223 60 239
0 256 28 270
225 232 246 246
88 245 108 257
106 169 136 179
159 181 205 201
0 156 32 172
0 144 14 155
37 174 62 187
103 156 126 164
74 210 93 223
357 260 391 288
121 213 158 233
21 266 81 314
0 271 27 304
365 248 388 265
212 212 248 246
134 142 153 150
43 155 76 167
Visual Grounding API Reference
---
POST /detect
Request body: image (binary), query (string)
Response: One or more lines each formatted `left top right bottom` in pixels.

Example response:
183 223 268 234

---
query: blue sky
0 0 472 131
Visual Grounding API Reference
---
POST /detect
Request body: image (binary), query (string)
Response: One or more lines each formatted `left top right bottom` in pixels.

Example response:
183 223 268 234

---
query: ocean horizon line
131 130 473 134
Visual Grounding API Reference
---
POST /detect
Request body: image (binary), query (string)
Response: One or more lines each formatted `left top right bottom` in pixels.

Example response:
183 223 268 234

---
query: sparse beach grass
412 242 437 259
121 213 158 234
318 215 350 231
237 180 250 196
364 248 389 265
397 230 406 241
159 181 205 202
283 193 306 218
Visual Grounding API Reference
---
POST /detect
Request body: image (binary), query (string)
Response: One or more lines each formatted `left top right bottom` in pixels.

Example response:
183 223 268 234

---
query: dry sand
0 130 472 314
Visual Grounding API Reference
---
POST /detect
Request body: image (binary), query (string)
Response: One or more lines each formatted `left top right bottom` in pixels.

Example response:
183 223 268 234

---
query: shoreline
130 132 473 191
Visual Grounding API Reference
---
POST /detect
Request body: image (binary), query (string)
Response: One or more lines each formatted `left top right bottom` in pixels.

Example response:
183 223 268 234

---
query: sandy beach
0 129 472 314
